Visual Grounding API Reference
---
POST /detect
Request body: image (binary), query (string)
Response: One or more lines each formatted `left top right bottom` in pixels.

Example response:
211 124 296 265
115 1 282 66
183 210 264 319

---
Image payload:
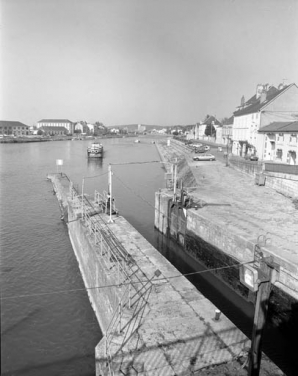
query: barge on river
87 143 103 158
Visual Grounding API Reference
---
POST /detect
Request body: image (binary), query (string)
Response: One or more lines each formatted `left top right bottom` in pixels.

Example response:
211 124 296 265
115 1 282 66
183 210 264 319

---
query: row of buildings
0 119 107 137
192 83 298 165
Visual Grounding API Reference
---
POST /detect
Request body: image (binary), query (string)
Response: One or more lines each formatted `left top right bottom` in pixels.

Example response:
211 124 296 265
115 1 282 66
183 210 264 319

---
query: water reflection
87 158 103 170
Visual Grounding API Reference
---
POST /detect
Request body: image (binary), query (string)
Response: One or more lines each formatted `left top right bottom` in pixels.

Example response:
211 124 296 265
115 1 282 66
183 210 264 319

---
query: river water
0 137 295 375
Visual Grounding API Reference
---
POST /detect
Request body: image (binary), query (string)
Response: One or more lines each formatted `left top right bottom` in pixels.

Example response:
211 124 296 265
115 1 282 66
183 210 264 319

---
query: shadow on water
1 308 41 337
152 230 297 376
1 353 95 376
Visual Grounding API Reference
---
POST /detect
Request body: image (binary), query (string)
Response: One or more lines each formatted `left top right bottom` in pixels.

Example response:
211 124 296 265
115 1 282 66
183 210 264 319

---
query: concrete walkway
96 215 250 375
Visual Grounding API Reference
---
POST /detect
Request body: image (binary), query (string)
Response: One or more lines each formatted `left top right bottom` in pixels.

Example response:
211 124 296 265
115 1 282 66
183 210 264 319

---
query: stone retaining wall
155 190 298 331
264 172 298 199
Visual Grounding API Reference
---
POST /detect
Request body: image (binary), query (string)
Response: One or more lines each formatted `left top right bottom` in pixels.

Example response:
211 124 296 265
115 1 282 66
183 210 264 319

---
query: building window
276 149 283 159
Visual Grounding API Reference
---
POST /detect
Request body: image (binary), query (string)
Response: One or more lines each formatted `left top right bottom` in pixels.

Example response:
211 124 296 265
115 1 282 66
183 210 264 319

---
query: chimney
256 84 263 99
278 83 285 90
260 90 267 103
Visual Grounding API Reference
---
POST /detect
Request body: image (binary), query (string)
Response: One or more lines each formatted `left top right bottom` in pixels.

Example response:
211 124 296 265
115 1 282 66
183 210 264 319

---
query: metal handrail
68 180 155 375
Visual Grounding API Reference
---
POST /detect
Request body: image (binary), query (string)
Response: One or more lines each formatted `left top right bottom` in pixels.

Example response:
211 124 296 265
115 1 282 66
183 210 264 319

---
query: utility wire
113 172 158 212
110 161 161 166
1 261 253 300
83 171 109 179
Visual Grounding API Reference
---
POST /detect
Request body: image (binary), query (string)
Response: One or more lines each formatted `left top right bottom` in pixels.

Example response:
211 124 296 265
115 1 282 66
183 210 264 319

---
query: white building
37 119 74 134
232 83 298 157
258 121 298 164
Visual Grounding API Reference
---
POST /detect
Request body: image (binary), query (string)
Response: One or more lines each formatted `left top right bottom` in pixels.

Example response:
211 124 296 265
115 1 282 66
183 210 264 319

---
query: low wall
229 158 262 177
228 158 298 199
264 172 298 199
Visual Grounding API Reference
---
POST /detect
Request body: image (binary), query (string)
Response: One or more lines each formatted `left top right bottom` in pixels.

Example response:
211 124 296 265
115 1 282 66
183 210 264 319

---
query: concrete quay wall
67 205 118 333
155 190 298 329
155 140 197 188
264 172 298 199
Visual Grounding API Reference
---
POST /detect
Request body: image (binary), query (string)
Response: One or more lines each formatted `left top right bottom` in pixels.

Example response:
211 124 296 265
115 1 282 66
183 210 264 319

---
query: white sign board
56 159 63 166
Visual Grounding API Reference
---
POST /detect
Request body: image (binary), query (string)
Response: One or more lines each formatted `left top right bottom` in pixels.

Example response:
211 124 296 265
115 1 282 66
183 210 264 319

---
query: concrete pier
48 173 251 375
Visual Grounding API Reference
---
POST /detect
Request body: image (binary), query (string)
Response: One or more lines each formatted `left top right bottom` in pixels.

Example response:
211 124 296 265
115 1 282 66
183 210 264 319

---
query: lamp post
81 177 85 216
240 256 279 376
226 137 230 167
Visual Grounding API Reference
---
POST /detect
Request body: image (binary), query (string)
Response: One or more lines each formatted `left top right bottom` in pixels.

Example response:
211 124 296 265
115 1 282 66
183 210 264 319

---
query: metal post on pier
108 164 113 223
173 162 177 201
239 239 280 376
226 137 230 167
81 177 85 215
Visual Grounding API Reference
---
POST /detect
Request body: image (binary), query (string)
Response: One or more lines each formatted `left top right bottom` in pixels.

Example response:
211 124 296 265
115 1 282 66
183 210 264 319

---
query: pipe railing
68 179 155 375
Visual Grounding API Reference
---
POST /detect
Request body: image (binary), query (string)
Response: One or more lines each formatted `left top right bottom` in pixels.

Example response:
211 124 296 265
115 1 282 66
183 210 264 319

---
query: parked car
193 154 216 161
250 156 259 161
195 147 206 153
190 143 202 150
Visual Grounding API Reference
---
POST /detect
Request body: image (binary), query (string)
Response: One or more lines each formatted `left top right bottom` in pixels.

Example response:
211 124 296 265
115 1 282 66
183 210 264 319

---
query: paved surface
98 215 250 375
157 139 298 268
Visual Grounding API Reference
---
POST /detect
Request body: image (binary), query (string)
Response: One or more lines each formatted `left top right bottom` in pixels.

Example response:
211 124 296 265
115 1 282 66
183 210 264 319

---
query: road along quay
48 172 251 376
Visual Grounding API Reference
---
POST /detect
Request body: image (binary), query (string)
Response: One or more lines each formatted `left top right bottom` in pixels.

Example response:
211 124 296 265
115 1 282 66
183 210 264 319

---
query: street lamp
225 136 230 167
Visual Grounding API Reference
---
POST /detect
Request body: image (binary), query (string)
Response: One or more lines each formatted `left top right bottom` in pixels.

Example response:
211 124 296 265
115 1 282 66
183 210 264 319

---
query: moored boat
87 143 103 158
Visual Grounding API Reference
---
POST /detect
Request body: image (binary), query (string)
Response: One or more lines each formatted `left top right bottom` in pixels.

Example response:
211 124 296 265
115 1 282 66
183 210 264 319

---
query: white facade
37 120 74 134
86 123 94 133
232 113 261 155
215 126 223 144
194 123 207 139
259 132 298 164
232 84 298 157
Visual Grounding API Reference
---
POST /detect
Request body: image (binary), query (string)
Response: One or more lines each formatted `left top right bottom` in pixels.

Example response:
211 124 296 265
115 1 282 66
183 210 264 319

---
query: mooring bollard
214 309 221 321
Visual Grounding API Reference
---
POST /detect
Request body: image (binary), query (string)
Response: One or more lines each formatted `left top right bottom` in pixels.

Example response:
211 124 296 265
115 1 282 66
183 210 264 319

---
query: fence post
101 234 103 256
118 301 122 334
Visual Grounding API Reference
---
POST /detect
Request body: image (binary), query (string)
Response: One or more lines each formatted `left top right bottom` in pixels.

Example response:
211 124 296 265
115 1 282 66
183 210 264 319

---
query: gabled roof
38 119 73 123
0 120 29 127
239 86 278 109
202 115 222 126
234 84 295 117
258 121 298 133
222 116 234 126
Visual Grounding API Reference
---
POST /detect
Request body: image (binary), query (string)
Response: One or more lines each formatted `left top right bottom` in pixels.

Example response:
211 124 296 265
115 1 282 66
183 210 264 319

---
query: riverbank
154 138 297 375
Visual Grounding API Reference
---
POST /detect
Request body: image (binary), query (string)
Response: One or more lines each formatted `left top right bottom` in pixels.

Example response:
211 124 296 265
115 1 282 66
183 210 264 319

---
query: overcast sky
1 0 298 126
